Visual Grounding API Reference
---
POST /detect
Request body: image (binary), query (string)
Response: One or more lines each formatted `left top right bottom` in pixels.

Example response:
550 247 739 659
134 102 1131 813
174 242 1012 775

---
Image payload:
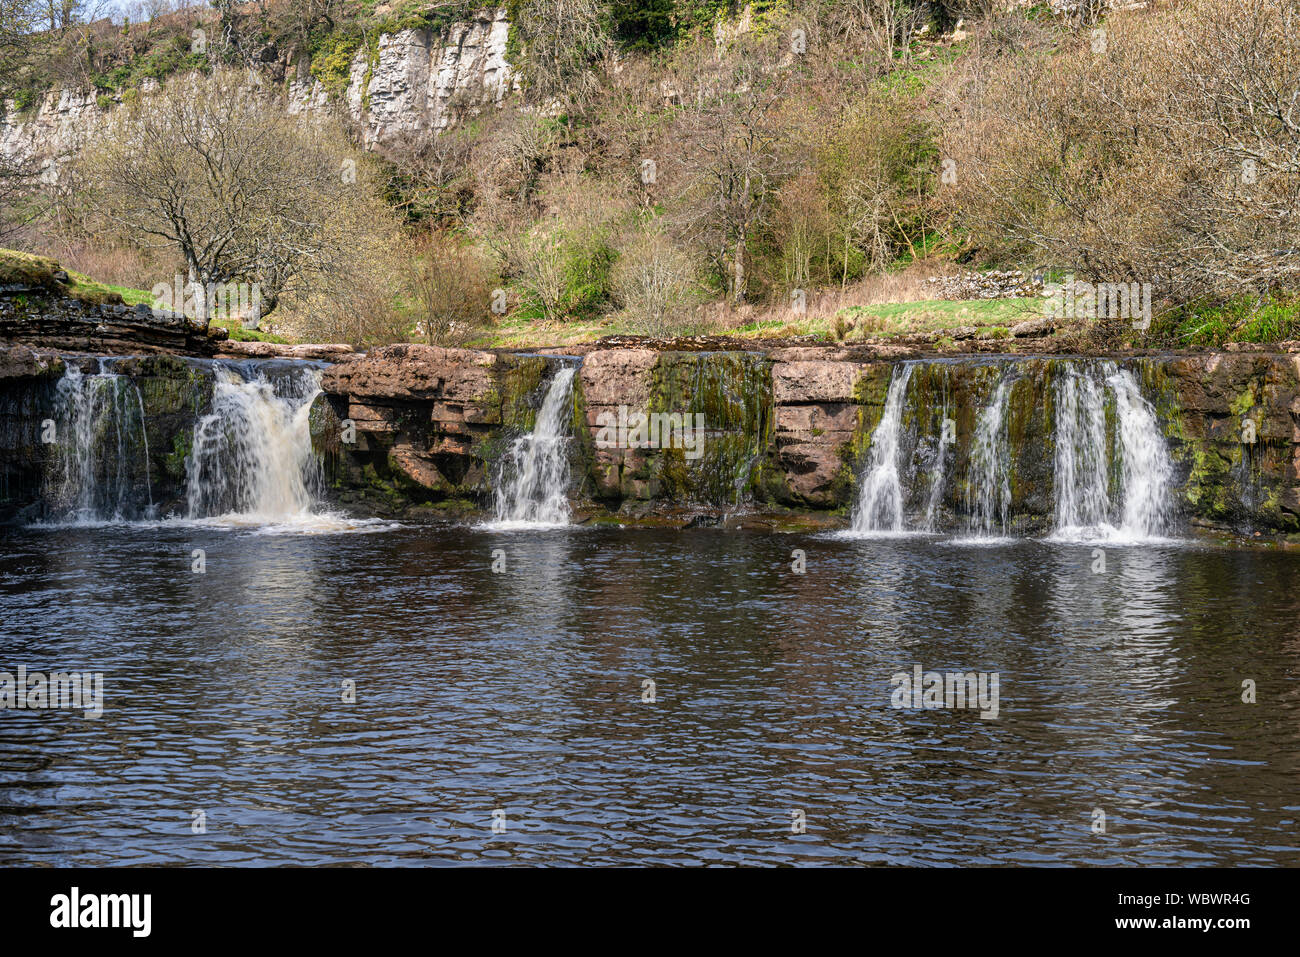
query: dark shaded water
1 522 1297 866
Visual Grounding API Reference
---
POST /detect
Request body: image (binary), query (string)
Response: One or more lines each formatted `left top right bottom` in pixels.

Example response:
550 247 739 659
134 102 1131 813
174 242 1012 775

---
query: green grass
835 298 1038 338
467 312 617 348
0 250 136 306
64 267 290 342
206 316 288 344
1 248 288 342
1168 294 1300 347
0 249 63 287
65 270 154 307
459 296 1041 348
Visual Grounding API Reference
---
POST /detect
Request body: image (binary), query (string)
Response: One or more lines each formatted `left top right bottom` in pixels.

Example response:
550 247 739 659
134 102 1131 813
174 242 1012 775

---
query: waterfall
1049 362 1174 541
1108 368 1174 539
46 363 153 522
186 363 324 521
966 376 1013 537
491 365 577 528
850 364 914 533
922 384 954 532
1053 363 1112 535
837 357 1176 542
922 414 952 532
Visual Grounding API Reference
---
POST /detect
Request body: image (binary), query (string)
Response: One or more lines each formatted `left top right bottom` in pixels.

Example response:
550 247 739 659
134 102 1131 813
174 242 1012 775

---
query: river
2 521 1296 865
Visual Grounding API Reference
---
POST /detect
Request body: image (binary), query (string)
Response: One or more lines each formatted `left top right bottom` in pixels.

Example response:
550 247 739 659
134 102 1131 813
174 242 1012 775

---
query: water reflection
0 524 1297 865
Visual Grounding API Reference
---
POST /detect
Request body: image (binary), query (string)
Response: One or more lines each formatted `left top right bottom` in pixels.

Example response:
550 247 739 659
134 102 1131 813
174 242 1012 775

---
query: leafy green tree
610 0 676 51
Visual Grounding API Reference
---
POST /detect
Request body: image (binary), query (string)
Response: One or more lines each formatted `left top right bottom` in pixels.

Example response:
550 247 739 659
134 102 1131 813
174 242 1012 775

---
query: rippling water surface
1 523 1297 866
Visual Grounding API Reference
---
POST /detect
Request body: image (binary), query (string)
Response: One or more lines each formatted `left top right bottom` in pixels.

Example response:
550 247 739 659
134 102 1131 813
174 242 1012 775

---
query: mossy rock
0 249 65 289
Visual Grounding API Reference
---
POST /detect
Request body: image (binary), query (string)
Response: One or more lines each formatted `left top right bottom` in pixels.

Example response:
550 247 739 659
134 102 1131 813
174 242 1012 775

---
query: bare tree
612 226 701 337
385 127 474 226
943 0 1300 306
509 0 613 108
76 69 387 320
670 41 793 304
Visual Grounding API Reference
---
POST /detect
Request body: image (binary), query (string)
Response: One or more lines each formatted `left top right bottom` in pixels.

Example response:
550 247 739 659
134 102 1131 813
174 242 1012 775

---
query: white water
966 376 1013 538
46 364 153 522
1108 368 1174 540
1053 363 1112 536
850 364 914 534
1049 362 1175 543
489 365 577 529
923 398 953 533
186 364 325 524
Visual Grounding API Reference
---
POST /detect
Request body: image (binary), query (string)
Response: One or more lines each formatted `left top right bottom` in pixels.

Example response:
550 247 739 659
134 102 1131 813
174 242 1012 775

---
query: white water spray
1108 368 1174 539
46 364 153 522
923 398 953 533
966 376 1013 537
1053 363 1112 536
491 365 577 528
851 364 914 533
186 364 323 521
1048 362 1174 541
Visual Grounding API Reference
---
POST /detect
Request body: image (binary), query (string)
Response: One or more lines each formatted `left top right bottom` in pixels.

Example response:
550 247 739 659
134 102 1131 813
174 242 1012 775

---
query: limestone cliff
0 7 514 173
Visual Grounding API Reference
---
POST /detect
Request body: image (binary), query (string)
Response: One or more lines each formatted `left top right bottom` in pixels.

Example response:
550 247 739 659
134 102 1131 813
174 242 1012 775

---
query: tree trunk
732 228 746 305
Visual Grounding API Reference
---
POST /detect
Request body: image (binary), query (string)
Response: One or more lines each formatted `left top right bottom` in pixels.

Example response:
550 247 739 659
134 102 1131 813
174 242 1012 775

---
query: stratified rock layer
316 342 1300 534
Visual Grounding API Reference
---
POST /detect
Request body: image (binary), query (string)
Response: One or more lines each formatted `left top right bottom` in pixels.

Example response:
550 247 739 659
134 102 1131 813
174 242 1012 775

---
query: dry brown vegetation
61 69 404 342
5 1 1300 347
943 0 1300 306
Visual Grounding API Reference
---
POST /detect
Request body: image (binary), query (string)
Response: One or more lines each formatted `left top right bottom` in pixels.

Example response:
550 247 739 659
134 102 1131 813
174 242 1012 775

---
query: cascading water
45 363 153 522
1053 363 1112 536
1049 361 1174 541
922 415 952 532
491 364 577 528
922 373 955 532
186 363 324 521
850 364 914 533
837 356 1179 542
966 376 1013 537
1108 368 1174 539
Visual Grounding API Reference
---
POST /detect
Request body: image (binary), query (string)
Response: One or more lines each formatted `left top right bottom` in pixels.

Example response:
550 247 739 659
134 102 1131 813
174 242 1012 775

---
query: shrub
612 227 702 337
410 233 498 345
942 0 1300 306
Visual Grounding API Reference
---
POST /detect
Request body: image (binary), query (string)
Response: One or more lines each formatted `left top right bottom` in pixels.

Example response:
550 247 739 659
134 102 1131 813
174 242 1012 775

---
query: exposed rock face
0 282 225 356
769 357 868 507
315 344 545 509
1158 353 1300 530
312 11 514 148
0 87 101 175
0 347 65 520
315 343 1300 534
217 340 358 362
3 8 514 173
